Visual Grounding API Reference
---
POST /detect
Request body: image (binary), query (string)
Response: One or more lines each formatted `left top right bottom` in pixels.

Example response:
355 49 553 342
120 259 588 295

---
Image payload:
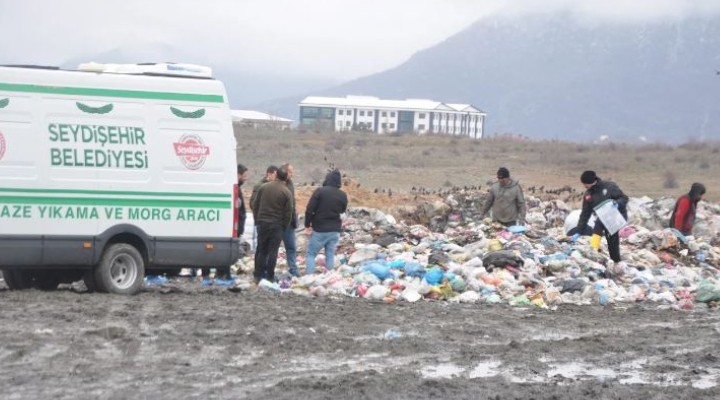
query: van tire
94 244 145 295
2 269 32 290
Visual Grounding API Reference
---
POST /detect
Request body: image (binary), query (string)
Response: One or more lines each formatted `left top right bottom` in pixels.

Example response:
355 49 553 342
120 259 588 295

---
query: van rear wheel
94 244 145 295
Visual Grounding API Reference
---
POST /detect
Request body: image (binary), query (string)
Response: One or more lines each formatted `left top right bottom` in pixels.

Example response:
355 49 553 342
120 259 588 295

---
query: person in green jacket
480 167 526 226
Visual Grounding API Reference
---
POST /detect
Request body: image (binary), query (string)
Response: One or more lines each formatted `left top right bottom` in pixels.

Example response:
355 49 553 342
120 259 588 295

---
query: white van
0 63 240 294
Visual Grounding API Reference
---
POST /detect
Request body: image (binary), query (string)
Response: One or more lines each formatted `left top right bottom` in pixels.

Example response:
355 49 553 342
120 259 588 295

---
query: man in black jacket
304 169 348 274
574 170 629 263
252 167 293 283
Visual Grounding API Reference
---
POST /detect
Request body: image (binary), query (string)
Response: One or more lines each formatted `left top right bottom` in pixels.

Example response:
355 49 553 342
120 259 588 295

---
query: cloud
1 0 719 80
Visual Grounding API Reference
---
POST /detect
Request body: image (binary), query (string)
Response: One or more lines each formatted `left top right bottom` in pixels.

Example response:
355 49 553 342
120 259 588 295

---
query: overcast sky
2 0 719 81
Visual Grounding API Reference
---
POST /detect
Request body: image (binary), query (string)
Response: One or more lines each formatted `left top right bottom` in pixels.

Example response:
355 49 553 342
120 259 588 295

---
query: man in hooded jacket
574 170 629 263
480 167 526 226
304 169 348 274
670 182 706 236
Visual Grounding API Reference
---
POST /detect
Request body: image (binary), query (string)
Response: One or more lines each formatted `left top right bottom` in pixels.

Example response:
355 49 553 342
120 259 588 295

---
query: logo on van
173 134 210 170
0 131 6 161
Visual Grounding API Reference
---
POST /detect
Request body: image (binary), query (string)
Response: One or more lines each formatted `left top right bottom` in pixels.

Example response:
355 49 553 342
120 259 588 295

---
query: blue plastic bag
424 267 444 285
403 262 426 278
145 275 168 286
362 261 391 280
386 259 406 269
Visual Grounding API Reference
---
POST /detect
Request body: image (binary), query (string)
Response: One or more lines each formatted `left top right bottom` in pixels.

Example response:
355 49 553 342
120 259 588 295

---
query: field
1 285 719 399
235 129 720 207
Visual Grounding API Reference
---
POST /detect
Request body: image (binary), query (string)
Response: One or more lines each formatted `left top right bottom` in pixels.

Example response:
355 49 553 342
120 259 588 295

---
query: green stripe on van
0 196 230 209
0 188 230 198
0 82 224 103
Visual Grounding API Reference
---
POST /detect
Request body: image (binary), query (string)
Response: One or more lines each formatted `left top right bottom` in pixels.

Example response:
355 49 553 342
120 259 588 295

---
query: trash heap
244 193 720 309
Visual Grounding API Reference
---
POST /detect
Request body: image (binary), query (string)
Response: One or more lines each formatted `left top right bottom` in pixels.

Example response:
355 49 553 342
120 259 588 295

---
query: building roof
231 109 292 123
299 95 484 113
447 103 484 113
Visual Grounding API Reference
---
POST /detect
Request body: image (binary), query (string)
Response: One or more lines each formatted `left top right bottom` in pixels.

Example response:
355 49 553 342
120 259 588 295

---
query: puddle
468 361 502 378
420 363 465 379
692 368 720 389
547 362 617 380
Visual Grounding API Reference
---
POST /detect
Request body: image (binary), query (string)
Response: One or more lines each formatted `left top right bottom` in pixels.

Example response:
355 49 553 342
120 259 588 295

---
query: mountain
259 14 720 143
60 43 338 107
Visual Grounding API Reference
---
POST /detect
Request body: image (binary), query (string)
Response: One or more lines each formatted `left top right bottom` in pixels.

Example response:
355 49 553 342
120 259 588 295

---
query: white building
231 109 292 130
298 95 486 139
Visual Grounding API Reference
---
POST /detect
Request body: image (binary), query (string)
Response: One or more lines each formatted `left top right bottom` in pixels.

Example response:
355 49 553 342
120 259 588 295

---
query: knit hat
497 167 510 179
580 170 598 184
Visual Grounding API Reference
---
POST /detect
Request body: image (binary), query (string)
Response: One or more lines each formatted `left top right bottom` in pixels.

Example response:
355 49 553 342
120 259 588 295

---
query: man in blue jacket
304 169 348 274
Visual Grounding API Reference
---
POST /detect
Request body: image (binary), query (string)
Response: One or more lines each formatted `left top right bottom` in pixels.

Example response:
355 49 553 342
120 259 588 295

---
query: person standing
480 167 526 226
280 163 299 277
304 169 348 274
250 165 278 251
252 167 293 283
670 183 706 236
573 170 629 263
236 163 249 251
198 163 250 284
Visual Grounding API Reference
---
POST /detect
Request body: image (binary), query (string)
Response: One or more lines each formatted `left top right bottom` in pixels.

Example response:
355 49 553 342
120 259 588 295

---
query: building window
346 121 351 127
418 124 426 130
381 123 387 128
338 110 344 116
359 111 365 116
367 123 373 129
418 113 426 119
301 107 319 117
346 110 352 115
390 112 396 117
381 111 387 117
368 111 373 117
321 108 334 118
389 123 395 129
337 121 343 127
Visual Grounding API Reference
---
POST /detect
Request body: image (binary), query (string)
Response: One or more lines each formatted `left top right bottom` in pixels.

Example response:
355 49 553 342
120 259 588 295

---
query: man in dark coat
670 182 706 236
252 167 293 283
237 164 249 238
574 170 629 263
280 163 299 277
304 169 348 274
250 165 278 251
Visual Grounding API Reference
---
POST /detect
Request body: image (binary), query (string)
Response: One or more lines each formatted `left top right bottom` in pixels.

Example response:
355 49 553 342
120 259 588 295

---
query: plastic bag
696 280 720 303
424 267 444 285
403 261 426 278
362 261 391 280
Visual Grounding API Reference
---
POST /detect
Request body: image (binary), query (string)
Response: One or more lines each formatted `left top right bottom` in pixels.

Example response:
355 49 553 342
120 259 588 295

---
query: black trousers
254 222 284 283
606 232 621 263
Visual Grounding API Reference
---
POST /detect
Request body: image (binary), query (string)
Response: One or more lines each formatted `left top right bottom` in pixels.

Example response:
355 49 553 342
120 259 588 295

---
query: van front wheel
95 244 145 295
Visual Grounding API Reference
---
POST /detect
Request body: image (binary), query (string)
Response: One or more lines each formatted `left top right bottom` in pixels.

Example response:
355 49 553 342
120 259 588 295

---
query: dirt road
1 277 719 400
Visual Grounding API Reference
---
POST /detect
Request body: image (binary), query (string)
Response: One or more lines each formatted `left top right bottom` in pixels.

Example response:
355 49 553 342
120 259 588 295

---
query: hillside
258 14 720 143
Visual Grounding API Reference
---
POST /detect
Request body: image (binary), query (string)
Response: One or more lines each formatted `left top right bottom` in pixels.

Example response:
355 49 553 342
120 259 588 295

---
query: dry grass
235 128 720 210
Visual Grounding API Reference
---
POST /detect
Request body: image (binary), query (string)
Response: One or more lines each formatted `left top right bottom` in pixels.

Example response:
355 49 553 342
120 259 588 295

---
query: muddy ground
1 276 719 400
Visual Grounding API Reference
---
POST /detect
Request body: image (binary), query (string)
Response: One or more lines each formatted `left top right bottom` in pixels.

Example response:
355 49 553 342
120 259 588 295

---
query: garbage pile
241 192 720 309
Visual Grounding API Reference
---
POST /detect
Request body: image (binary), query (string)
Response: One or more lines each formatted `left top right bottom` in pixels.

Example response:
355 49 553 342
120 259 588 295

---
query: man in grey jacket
480 167 526 226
